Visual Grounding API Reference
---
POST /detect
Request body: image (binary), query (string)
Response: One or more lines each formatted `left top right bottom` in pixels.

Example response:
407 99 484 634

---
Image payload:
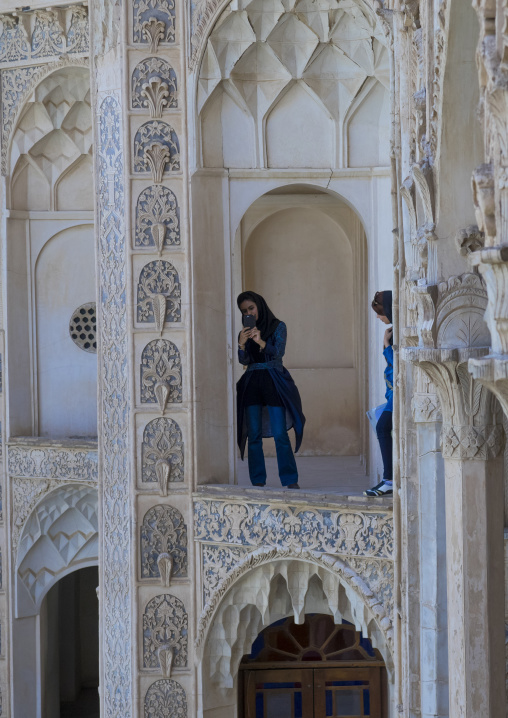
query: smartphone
242 314 256 329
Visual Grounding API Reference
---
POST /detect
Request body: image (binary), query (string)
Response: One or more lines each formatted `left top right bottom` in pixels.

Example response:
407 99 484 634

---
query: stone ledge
195 483 393 511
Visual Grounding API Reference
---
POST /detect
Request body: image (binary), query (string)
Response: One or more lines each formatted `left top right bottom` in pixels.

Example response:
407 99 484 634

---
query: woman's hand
238 327 252 349
250 328 266 350
383 327 393 348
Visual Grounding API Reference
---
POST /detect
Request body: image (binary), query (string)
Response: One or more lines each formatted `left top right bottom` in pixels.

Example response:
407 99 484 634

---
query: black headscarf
237 291 280 341
382 291 392 324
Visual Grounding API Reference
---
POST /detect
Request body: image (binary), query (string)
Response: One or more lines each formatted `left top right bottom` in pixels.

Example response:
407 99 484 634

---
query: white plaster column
90 6 134 716
412 389 448 718
410 349 505 718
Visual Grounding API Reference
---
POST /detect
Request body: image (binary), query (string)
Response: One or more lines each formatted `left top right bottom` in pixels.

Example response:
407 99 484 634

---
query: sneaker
287 483 300 489
364 480 393 497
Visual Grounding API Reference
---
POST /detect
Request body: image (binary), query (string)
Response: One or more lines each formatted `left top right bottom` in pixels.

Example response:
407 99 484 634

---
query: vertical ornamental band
97 94 132 718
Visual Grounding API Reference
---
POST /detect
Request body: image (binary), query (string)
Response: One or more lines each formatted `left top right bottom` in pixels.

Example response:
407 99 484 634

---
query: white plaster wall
35 223 97 437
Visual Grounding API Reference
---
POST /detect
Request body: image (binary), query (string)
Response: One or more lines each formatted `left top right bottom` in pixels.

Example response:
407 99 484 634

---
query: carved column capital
404 347 503 459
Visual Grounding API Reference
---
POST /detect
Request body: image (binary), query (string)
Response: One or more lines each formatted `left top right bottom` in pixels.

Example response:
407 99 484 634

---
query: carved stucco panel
144 678 187 718
140 504 188 580
143 593 188 669
194 499 393 558
97 93 132 717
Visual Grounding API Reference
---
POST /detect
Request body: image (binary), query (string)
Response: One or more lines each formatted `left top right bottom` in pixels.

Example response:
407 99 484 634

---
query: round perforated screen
69 303 97 353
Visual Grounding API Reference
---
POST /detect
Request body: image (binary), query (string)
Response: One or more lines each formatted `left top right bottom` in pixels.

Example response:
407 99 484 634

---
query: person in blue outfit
237 291 305 489
365 290 394 497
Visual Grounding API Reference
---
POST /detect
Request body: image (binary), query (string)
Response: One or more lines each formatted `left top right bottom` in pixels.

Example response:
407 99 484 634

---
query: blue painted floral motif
132 57 177 110
134 120 180 174
140 339 182 404
31 10 64 58
0 16 29 62
66 7 89 54
133 0 176 45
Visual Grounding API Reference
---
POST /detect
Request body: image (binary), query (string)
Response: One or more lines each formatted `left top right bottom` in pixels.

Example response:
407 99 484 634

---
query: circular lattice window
69 303 97 353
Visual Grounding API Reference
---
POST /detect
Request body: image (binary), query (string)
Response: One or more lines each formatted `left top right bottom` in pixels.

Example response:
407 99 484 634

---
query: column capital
404 347 503 459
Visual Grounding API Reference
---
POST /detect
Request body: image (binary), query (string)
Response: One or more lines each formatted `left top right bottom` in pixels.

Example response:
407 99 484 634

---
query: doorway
239 614 386 718
41 566 99 718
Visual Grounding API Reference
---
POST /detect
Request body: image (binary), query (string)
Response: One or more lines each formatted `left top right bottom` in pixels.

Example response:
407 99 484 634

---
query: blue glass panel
294 691 302 718
266 692 291 717
263 683 301 689
336 689 362 717
256 692 264 718
326 681 368 687
359 634 376 657
364 688 370 715
326 690 333 716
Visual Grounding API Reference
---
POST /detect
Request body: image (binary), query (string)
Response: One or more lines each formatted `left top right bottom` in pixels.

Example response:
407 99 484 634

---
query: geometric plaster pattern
140 504 188 580
17 484 98 608
8 65 92 210
144 679 187 718
196 0 389 167
97 93 131 717
143 593 188 669
135 185 181 248
199 550 393 699
141 417 184 485
1 57 89 176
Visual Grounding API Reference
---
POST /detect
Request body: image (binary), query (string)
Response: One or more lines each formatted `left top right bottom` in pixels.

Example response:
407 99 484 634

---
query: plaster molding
8 441 98 481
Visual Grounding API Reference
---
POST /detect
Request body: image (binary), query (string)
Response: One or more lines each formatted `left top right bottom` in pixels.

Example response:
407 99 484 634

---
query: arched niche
198 555 393 717
236 185 368 457
35 224 97 437
16 483 98 618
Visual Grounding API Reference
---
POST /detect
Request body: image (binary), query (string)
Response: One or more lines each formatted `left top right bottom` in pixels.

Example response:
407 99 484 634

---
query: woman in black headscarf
365 290 394 497
237 291 305 489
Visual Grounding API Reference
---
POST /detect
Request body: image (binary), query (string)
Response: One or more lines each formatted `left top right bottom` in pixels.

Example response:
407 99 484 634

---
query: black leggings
376 410 393 482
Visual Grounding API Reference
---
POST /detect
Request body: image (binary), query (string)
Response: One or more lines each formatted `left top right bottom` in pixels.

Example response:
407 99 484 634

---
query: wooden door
313 667 381 717
243 668 314 718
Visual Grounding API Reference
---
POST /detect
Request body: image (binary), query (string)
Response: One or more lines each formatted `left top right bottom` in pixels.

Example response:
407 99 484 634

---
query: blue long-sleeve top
238 321 287 366
236 321 305 458
384 344 393 412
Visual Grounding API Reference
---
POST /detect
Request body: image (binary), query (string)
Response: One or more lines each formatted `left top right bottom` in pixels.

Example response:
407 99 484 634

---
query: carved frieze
66 6 90 54
31 10 64 58
135 185 181 250
140 505 188 580
137 260 181 329
412 392 441 423
134 121 180 179
0 15 29 62
133 0 176 47
144 679 187 718
140 339 183 408
194 499 393 558
143 593 188 669
8 442 98 481
132 57 178 114
201 545 248 604
441 423 503 460
142 417 184 487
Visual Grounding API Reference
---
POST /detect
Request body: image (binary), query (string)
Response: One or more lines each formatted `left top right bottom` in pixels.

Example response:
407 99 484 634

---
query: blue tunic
237 321 305 459
383 345 393 412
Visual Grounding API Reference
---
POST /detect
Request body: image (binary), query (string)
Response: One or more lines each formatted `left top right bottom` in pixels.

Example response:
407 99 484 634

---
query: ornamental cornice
8 440 98 481
194 497 393 559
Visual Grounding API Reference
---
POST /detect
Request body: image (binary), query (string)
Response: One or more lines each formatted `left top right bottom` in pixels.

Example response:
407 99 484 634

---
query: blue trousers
376 410 393 482
245 405 298 487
